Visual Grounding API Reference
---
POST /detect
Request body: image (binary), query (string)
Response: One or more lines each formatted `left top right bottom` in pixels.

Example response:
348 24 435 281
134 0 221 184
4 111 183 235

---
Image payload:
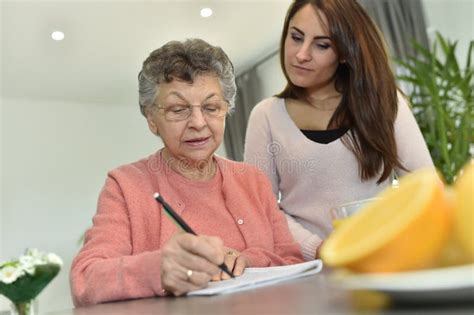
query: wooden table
45 273 474 315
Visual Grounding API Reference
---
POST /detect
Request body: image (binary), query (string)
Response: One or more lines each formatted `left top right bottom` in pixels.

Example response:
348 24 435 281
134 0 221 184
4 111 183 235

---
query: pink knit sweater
70 151 303 306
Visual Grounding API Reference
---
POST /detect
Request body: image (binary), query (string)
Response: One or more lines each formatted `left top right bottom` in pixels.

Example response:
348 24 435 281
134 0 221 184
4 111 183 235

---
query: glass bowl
330 198 380 228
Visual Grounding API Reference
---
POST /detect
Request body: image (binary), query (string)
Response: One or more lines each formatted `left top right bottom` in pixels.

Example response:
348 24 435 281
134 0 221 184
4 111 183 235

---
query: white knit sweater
244 96 434 261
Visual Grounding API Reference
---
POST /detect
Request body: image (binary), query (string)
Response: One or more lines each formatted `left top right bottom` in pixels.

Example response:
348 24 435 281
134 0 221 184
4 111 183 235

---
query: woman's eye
315 43 330 50
168 106 188 113
203 104 219 112
291 34 303 43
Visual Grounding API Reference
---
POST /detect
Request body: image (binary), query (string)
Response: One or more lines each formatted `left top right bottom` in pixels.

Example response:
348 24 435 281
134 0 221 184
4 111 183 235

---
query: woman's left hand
211 247 250 281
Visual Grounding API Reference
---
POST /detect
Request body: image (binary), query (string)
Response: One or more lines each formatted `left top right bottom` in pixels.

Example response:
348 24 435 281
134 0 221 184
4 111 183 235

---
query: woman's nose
187 106 207 128
295 43 312 63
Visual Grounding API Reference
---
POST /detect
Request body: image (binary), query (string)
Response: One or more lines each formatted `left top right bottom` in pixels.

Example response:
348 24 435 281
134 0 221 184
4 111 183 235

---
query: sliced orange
453 160 474 262
321 169 451 273
436 187 469 267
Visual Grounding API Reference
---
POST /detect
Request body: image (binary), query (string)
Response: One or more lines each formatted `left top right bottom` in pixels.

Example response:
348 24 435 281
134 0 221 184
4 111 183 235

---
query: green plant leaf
395 32 473 183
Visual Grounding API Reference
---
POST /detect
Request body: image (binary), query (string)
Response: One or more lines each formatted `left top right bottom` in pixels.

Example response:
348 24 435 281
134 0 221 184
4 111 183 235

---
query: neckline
166 163 222 189
280 98 347 146
160 149 217 182
300 128 348 133
159 153 222 189
300 128 349 144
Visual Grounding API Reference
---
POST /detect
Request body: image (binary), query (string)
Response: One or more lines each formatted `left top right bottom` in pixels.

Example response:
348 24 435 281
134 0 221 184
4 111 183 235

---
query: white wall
0 100 3 311
0 1 4 292
0 97 226 312
0 98 4 311
423 0 474 63
255 53 286 99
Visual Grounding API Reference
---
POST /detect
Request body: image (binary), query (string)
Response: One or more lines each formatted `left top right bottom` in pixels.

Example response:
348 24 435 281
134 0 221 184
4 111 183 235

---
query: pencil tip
153 192 159 198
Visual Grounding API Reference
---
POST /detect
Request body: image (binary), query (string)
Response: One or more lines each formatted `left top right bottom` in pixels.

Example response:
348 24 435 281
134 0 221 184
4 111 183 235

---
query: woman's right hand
160 232 225 296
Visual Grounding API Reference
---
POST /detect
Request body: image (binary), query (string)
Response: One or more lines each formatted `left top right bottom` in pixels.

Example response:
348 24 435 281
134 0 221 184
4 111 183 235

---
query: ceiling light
51 31 65 41
200 8 213 18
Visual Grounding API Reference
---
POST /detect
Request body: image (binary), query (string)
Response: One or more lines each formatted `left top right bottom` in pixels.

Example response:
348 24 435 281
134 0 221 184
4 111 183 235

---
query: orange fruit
332 218 347 229
321 168 451 273
437 237 470 267
436 187 469 267
453 160 474 262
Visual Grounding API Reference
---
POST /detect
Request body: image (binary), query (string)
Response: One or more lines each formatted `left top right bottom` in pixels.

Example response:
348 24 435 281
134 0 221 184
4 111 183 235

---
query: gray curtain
359 0 430 59
224 68 263 161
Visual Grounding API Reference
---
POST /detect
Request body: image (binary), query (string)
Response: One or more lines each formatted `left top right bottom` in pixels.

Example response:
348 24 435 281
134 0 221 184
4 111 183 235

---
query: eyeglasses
156 101 230 122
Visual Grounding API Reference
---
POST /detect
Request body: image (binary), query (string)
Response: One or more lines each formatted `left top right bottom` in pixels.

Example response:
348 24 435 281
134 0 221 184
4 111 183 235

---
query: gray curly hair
138 38 236 117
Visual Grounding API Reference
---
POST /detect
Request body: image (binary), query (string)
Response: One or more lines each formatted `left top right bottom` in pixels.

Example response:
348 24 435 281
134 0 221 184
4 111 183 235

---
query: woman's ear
146 116 159 136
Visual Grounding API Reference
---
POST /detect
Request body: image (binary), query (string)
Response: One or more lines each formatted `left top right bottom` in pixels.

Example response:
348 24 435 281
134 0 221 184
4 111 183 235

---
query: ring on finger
186 269 193 281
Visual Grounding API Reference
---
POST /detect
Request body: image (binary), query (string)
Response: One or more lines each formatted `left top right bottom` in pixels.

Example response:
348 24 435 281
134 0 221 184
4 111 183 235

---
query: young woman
244 0 433 261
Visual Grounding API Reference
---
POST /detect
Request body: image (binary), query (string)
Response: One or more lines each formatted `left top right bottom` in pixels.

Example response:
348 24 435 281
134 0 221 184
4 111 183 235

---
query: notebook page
188 260 323 296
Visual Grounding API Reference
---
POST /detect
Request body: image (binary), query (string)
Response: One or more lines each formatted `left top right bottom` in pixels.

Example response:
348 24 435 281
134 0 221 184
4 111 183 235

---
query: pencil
153 192 235 279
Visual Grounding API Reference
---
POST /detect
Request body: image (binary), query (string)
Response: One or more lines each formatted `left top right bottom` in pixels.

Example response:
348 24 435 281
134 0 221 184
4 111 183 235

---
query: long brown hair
277 0 406 183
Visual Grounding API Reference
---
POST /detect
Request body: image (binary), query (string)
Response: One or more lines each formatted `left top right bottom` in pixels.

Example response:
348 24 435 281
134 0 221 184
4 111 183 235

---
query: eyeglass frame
155 100 230 122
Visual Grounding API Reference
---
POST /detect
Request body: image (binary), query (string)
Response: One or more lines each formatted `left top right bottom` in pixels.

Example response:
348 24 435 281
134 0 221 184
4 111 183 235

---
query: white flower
0 248 63 284
46 253 63 266
25 248 40 258
19 255 36 275
0 265 24 284
21 248 47 266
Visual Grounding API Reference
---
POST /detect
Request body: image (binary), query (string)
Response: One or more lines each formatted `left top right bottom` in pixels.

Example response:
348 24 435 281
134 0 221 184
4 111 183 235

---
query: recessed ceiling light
51 31 65 41
200 8 213 18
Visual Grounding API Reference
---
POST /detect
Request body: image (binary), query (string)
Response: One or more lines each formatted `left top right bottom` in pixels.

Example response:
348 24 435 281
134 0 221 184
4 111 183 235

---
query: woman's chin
288 77 311 89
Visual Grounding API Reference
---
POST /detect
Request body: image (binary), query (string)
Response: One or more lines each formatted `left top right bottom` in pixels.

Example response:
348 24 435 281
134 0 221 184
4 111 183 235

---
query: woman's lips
184 137 210 147
293 65 312 72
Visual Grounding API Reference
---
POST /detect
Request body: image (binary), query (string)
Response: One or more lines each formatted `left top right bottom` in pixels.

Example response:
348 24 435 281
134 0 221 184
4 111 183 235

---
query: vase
10 300 38 315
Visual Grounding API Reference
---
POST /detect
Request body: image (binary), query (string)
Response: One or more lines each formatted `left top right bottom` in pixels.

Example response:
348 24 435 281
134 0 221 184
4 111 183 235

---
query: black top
301 128 349 144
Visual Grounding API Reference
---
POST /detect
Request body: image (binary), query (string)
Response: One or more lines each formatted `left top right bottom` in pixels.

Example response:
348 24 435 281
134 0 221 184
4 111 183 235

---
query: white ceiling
1 0 291 105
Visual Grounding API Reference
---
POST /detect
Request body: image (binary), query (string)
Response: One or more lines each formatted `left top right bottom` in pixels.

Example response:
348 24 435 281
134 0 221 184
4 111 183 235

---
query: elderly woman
70 38 303 306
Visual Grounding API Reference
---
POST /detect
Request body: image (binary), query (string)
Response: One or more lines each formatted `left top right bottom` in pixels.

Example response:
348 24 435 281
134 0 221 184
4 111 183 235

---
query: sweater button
237 219 244 225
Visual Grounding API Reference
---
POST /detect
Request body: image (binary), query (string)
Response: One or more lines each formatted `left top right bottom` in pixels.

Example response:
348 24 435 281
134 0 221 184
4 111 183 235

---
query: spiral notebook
188 260 323 296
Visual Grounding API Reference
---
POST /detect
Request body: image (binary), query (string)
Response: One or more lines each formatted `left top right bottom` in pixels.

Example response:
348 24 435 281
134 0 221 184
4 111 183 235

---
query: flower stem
12 301 33 315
